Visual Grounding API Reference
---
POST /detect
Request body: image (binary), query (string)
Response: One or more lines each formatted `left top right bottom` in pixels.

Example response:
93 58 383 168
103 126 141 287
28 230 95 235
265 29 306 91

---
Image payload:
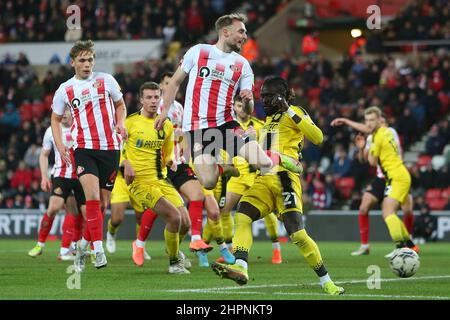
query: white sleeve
365 134 373 152
180 45 198 74
390 127 402 155
51 86 67 116
238 60 254 91
106 74 123 102
42 127 53 151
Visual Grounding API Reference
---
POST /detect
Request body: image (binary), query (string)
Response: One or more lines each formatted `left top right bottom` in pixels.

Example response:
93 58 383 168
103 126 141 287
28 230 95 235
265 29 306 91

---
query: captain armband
286 107 303 124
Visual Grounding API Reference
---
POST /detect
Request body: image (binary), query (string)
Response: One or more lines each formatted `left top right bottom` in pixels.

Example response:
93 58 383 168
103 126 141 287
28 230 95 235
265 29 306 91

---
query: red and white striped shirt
180 44 254 132
42 126 76 179
158 99 186 164
52 72 123 150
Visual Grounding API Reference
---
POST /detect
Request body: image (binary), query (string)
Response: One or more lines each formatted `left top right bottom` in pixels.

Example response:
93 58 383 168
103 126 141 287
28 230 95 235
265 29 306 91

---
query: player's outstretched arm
51 112 71 166
156 67 187 130
331 117 371 134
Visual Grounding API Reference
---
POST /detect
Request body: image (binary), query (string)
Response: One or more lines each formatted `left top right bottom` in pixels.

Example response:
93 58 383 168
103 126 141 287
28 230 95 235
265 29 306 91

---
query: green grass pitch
0 240 449 300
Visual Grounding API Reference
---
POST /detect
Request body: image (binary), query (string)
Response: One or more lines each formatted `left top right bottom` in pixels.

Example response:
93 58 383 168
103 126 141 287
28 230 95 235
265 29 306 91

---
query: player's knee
290 229 308 246
48 203 63 215
359 204 369 215
201 177 217 190
111 215 124 226
282 211 305 236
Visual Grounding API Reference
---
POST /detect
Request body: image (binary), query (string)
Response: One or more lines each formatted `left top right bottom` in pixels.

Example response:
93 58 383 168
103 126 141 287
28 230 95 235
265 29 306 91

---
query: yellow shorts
202 175 226 207
385 171 411 204
110 171 130 204
240 171 303 219
227 173 255 196
129 177 184 211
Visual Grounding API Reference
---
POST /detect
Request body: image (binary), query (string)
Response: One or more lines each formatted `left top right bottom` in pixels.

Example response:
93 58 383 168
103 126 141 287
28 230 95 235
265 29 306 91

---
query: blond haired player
363 106 418 256
212 76 344 295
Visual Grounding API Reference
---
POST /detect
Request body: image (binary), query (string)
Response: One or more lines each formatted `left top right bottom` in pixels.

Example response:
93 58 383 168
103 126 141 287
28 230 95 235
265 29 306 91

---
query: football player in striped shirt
28 108 85 261
51 40 127 271
156 13 302 195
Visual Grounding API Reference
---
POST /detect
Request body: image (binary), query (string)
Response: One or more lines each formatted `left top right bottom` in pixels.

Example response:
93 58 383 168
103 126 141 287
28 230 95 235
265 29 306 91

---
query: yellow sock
264 213 279 242
164 228 179 263
221 211 233 243
291 229 324 271
385 214 405 243
208 218 224 244
108 219 119 235
399 219 411 241
202 219 213 244
179 230 187 245
233 213 253 254
135 223 140 238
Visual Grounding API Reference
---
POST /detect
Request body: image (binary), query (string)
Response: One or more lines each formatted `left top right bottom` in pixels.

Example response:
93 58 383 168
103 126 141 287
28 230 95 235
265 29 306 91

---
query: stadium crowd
0 0 449 211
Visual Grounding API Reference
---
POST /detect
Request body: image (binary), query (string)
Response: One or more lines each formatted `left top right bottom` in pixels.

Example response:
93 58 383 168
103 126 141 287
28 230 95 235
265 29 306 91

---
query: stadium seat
32 102 46 119
417 154 432 168
428 198 448 210
441 187 450 199
335 177 355 200
425 188 442 200
431 155 446 170
19 103 33 122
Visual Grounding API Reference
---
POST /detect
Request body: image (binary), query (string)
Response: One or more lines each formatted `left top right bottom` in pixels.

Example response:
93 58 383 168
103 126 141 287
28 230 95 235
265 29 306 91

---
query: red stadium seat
19 103 33 122
425 188 442 200
417 155 432 168
32 102 46 118
335 177 355 199
441 187 450 199
428 198 448 210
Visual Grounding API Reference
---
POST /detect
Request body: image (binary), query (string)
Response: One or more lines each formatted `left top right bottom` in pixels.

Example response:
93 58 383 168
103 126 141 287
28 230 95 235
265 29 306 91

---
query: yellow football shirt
369 126 407 180
121 111 174 180
259 105 323 172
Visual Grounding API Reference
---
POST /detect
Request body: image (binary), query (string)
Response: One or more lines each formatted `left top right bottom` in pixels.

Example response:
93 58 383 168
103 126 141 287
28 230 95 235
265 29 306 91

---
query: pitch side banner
1 209 450 241
0 40 163 73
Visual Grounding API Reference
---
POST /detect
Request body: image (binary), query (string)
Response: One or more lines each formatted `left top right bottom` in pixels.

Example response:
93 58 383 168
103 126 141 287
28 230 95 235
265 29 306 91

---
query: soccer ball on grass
389 248 420 278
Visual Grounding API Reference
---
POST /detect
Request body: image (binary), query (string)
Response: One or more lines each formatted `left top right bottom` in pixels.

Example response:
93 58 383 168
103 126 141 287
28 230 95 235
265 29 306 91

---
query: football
389 248 420 278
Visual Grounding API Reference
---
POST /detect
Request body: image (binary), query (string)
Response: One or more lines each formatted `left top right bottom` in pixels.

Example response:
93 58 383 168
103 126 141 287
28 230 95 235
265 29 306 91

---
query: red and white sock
38 213 55 245
85 200 104 253
137 209 158 244
189 200 203 240
404 213 414 235
61 214 76 251
358 211 369 246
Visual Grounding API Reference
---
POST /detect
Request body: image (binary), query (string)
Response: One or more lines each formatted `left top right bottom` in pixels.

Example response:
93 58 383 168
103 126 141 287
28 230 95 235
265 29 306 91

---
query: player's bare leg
107 202 127 254
76 174 107 270
401 194 416 238
351 192 378 256
193 153 220 190
153 197 189 274
200 194 235 267
382 197 417 258
179 180 212 252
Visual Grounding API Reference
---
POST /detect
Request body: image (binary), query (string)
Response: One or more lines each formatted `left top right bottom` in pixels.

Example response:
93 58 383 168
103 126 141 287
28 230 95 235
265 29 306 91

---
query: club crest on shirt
93 80 103 88
229 64 242 73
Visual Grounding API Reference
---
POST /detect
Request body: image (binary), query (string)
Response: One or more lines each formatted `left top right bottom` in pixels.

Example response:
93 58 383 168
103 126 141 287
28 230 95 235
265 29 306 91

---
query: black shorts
74 148 120 191
187 121 252 161
167 163 198 191
51 177 86 205
365 177 386 203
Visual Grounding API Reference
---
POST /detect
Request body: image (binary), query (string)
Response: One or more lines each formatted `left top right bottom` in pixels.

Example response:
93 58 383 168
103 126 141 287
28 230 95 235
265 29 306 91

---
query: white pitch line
162 274 450 295
273 292 449 300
